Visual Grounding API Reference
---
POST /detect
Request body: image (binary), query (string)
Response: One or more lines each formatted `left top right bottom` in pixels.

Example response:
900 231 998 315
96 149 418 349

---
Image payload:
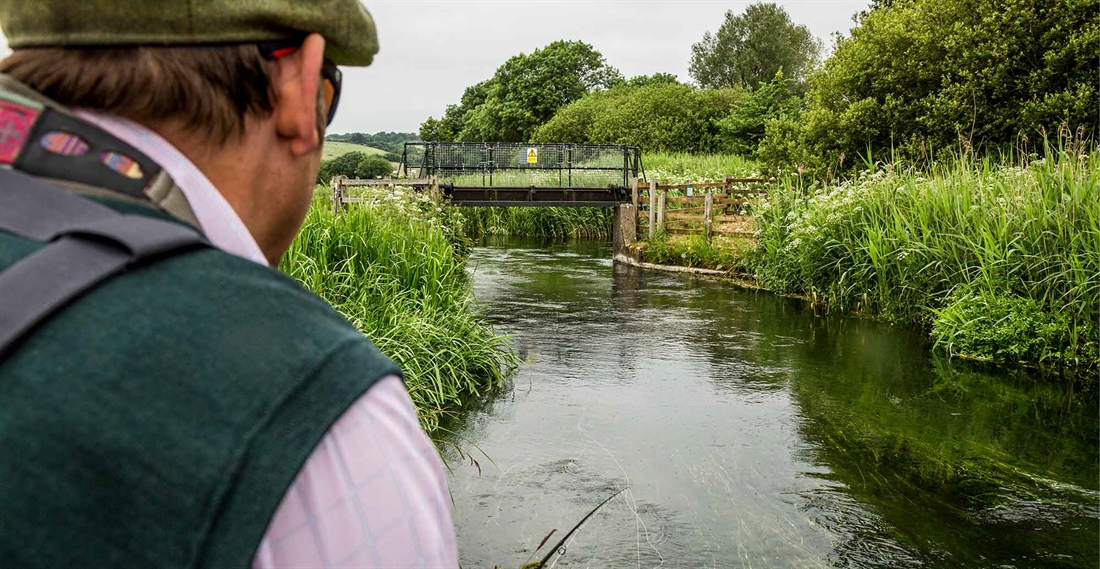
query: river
443 236 1099 569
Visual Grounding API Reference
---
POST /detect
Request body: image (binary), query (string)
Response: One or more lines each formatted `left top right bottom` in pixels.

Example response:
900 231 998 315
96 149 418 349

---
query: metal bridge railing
401 142 642 189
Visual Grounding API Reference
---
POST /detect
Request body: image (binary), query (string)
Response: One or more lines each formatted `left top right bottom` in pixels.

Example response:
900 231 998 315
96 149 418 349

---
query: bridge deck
444 185 628 207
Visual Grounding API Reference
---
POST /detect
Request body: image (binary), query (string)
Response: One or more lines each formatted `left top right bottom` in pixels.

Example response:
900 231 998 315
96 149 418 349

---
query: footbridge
399 142 642 207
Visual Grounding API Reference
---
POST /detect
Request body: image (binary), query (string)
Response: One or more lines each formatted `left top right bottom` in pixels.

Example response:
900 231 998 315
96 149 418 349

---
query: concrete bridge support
612 203 636 257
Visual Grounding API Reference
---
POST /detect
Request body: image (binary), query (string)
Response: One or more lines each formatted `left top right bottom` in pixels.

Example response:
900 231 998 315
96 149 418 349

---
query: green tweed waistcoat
0 198 400 568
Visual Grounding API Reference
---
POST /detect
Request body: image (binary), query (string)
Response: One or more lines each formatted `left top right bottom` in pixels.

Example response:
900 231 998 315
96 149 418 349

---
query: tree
624 73 681 88
717 71 801 156
420 41 622 143
689 3 821 90
420 80 493 141
316 151 365 184
759 0 1100 176
356 155 393 179
532 83 741 154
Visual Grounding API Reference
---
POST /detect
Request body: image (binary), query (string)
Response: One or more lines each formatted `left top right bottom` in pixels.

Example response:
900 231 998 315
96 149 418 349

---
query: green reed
641 151 756 182
281 193 518 432
749 148 1100 366
462 207 613 239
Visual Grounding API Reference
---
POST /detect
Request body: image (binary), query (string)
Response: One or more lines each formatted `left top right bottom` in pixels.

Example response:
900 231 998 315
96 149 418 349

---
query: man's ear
273 33 325 156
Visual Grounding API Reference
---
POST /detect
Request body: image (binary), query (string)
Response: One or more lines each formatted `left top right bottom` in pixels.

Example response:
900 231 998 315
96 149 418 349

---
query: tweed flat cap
0 0 379 66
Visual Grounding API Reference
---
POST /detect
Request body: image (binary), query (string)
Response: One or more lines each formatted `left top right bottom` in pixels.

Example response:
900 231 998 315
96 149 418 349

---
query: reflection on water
443 236 1098 568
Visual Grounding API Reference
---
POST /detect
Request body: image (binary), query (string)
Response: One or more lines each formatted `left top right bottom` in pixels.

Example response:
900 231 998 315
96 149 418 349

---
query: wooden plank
341 177 432 186
665 205 706 213
664 216 703 224
665 210 704 220
660 194 704 203
655 181 729 191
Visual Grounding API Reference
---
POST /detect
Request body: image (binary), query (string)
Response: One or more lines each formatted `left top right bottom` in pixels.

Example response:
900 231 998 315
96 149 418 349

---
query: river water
443 237 1099 569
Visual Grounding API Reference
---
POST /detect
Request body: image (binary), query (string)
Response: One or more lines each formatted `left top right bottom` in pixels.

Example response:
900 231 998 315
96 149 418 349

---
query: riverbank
281 189 518 432
628 150 1100 369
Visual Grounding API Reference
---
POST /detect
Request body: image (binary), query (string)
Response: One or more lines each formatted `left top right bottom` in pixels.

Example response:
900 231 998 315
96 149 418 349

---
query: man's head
0 1 378 264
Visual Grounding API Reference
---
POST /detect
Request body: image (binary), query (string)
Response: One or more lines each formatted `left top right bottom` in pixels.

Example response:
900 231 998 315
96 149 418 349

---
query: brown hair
0 45 278 144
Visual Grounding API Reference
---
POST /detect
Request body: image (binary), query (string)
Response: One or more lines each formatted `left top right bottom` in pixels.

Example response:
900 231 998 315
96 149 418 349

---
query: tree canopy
419 40 622 143
758 0 1100 175
531 83 742 153
689 2 821 90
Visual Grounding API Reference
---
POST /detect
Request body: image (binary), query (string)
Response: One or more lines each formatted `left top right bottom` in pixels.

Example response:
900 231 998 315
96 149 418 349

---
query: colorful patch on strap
100 151 144 180
40 131 90 156
0 99 41 165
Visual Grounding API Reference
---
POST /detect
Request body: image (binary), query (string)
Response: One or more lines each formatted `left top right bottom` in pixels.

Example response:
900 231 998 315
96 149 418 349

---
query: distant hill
325 132 420 156
322 140 394 161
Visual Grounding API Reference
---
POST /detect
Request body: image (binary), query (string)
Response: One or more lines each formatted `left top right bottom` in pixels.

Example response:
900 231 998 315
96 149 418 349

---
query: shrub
931 286 1096 364
356 154 393 179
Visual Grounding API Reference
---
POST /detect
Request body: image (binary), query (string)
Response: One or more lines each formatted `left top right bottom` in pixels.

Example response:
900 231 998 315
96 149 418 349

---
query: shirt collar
74 111 270 267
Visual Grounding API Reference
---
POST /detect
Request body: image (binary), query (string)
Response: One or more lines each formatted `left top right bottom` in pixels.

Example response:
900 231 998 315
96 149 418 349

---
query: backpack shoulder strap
0 168 210 358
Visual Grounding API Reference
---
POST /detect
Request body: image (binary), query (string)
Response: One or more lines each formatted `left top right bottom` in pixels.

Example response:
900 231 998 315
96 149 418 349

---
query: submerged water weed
282 192 518 432
748 149 1100 367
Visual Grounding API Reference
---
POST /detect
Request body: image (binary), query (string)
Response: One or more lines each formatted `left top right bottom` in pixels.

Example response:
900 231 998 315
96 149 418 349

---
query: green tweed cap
0 0 379 66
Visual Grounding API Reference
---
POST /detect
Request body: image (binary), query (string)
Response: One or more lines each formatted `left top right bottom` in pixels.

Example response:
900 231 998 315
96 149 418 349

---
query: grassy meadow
322 140 393 161
281 188 516 432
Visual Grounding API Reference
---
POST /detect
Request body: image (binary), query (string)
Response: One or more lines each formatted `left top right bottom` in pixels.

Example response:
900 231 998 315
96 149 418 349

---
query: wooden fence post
648 179 657 238
631 177 640 234
656 187 666 234
429 175 441 205
331 175 342 215
703 189 713 243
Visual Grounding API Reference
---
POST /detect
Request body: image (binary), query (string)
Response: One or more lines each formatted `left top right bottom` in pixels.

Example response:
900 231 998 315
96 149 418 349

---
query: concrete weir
611 203 637 257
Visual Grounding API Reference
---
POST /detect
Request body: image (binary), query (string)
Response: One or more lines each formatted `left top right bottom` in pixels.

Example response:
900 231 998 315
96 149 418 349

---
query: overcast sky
0 1 870 134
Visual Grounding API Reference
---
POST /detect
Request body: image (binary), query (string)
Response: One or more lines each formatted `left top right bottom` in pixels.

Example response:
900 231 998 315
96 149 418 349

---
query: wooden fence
633 176 767 240
330 175 438 214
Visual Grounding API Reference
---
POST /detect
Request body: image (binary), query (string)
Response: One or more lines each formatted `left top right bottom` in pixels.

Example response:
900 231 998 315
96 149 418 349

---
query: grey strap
0 168 210 358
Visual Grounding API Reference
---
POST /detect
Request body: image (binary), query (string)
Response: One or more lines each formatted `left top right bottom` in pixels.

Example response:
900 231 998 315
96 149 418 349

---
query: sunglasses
259 40 342 126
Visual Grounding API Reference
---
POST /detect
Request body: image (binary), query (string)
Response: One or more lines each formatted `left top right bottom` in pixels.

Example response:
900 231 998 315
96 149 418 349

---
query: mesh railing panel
403 143 640 188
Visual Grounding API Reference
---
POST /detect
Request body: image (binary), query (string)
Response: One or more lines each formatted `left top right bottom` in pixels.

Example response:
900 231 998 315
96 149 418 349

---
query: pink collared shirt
77 112 459 569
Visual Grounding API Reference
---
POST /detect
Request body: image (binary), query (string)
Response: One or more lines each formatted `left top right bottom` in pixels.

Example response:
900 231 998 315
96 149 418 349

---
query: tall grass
749 148 1100 367
642 151 756 183
281 190 518 431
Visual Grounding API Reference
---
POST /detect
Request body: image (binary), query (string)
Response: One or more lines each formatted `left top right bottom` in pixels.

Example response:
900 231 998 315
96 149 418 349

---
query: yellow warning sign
527 148 538 164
